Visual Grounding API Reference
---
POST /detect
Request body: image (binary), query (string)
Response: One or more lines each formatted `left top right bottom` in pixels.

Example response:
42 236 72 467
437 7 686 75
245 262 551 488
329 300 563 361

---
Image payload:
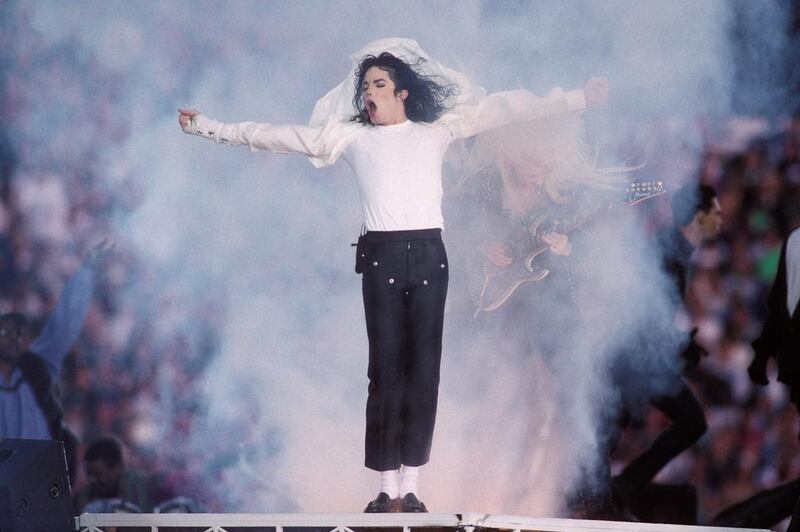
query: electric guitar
471 181 665 315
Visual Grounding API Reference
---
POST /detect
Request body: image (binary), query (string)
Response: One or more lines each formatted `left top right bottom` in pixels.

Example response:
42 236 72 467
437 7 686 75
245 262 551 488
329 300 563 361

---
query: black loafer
401 492 428 513
364 492 394 513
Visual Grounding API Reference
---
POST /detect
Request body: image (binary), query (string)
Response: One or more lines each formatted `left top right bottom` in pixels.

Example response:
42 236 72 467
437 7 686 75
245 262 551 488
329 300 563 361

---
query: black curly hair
84 435 124 466
352 52 457 125
671 183 717 226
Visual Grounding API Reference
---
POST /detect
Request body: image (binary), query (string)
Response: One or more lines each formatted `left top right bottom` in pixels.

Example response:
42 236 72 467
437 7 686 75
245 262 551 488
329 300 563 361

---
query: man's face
0 318 22 363
361 66 408 125
85 459 122 498
698 198 723 240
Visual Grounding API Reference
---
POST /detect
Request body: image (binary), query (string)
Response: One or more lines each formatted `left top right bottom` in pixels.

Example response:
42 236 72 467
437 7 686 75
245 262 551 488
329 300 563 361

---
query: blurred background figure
76 434 175 514
710 226 800 529
154 496 204 513
749 225 800 403
610 184 722 523
0 242 111 477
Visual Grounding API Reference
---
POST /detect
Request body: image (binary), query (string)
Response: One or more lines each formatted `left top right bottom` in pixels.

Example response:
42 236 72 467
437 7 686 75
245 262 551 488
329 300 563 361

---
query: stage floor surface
75 512 772 532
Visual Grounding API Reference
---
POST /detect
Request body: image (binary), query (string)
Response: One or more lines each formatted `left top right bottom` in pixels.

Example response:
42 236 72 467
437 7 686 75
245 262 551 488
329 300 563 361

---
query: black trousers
361 229 448 471
616 380 707 489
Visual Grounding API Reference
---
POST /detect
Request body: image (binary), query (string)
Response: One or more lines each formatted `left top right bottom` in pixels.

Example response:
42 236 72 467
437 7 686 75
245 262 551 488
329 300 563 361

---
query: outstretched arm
178 108 357 168
28 242 112 376
441 77 609 140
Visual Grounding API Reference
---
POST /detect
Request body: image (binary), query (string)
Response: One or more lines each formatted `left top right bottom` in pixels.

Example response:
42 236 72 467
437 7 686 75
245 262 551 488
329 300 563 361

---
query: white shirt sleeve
439 87 586 140
185 114 360 168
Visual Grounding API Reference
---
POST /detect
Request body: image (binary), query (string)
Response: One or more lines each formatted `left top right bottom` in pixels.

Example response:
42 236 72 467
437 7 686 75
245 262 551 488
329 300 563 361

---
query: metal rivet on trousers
440 264 446 269
389 278 395 284
372 261 378 266
423 280 428 285
361 254 365 258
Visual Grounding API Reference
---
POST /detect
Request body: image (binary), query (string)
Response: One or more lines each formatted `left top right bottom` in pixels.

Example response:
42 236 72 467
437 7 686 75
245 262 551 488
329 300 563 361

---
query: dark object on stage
711 477 800 528
629 482 697 525
0 438 73 532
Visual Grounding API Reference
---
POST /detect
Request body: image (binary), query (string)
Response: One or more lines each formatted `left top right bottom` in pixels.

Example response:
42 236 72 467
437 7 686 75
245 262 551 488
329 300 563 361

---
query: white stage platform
75 512 772 532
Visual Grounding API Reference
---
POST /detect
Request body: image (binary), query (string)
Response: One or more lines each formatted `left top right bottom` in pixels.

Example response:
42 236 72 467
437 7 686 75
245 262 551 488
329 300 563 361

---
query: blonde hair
460 114 629 204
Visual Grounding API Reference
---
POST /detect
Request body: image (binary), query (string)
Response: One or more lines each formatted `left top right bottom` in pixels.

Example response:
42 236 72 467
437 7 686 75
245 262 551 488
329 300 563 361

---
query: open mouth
366 99 377 117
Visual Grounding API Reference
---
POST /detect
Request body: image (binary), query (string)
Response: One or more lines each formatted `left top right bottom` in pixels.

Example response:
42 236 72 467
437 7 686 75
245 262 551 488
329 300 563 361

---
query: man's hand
748 356 770 386
178 108 201 131
681 327 709 370
479 241 512 268
583 76 609 107
542 232 572 256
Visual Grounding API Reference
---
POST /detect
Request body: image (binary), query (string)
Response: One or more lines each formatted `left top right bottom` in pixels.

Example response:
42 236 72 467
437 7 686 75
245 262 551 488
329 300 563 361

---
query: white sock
399 465 420 497
379 469 399 498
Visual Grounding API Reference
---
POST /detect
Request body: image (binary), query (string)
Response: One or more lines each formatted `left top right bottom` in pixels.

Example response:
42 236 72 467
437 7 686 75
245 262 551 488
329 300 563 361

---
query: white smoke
6 0 796 515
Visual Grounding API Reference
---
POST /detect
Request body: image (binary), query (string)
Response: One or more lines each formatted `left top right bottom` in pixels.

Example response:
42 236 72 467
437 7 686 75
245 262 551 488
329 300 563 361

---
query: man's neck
680 222 702 249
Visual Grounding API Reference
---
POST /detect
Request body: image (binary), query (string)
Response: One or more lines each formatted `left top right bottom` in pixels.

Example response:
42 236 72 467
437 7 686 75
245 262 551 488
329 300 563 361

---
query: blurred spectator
75 435 174 514
154 496 204 513
0 242 109 476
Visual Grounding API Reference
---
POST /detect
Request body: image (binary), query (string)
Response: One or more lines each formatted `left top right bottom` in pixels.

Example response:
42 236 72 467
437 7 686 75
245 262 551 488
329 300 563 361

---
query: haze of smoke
4 0 794 513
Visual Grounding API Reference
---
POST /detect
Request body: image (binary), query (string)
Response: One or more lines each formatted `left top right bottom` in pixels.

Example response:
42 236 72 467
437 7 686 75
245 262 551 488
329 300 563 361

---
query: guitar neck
533 181 664 237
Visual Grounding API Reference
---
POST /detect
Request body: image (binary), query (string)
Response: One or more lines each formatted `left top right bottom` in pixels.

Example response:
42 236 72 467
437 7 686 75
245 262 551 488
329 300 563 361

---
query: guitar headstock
626 181 665 205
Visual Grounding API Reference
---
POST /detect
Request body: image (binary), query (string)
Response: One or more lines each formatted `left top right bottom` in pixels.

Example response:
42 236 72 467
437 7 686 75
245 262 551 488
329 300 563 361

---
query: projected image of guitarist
455 115 662 319
448 113 657 518
449 114 627 365
472 150 579 320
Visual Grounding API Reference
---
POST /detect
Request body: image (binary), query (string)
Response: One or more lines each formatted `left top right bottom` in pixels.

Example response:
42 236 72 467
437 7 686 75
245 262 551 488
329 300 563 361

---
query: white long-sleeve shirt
187 88 585 231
